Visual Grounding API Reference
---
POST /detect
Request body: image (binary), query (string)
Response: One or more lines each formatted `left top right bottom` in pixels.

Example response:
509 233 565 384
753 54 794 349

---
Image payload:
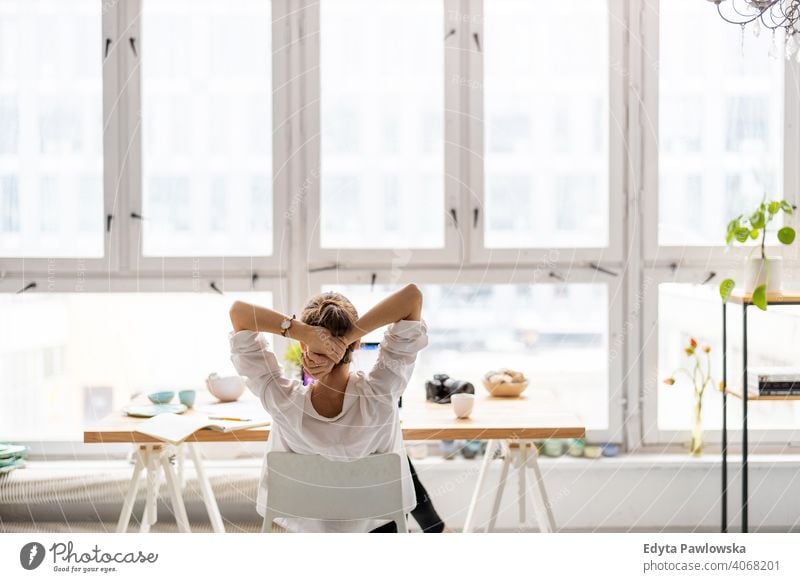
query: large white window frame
640 0 800 265
636 0 800 449
4 1 800 456
302 0 464 267
464 0 627 267
305 266 625 444
0 271 287 458
120 0 288 277
640 265 800 449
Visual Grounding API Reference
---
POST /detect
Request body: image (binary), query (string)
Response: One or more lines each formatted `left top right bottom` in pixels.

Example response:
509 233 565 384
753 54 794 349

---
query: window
140 0 273 257
658 0 784 246
324 283 610 430
0 0 103 257
657 284 800 434
0 291 272 441
482 0 609 248
319 0 445 249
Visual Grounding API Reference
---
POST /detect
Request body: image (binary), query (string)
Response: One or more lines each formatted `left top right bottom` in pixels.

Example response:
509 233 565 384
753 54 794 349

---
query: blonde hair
300 292 359 365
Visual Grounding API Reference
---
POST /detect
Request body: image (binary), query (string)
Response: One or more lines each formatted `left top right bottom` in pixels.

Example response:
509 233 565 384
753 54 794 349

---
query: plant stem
761 224 767 260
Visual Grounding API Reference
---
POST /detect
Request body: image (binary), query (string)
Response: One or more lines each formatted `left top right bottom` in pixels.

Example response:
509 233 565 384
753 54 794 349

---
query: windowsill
16 452 800 472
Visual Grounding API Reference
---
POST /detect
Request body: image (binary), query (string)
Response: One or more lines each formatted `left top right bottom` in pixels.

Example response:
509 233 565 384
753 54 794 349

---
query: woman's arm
229 301 347 361
343 283 423 345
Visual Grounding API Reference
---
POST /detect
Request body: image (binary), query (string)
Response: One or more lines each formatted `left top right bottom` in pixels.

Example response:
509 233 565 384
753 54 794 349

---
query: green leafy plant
283 340 303 379
719 197 795 310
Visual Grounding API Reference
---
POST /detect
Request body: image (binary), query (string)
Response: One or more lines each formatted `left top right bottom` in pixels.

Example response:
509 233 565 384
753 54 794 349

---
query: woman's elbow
404 283 423 309
229 301 249 330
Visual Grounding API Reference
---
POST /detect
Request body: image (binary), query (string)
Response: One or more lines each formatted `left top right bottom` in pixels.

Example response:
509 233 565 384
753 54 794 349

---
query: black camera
425 373 475 404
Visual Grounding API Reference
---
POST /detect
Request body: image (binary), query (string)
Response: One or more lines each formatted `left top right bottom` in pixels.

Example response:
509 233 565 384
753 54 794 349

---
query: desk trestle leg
485 441 557 533
117 444 192 533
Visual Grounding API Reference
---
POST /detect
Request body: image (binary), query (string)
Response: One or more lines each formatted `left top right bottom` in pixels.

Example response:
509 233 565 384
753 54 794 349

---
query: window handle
473 208 480 228
129 36 138 58
209 282 223 295
588 262 618 277
701 272 717 285
444 28 456 41
449 208 458 227
473 32 481 52
130 212 144 220
104 38 112 60
549 271 565 282
16 281 36 294
370 272 377 292
106 214 113 233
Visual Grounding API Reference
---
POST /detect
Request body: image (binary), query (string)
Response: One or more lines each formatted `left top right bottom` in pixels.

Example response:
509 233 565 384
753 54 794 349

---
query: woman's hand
293 322 348 363
302 351 336 379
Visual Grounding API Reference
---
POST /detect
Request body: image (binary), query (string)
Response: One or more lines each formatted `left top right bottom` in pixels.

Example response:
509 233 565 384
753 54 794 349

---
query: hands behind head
302 350 337 379
303 326 349 363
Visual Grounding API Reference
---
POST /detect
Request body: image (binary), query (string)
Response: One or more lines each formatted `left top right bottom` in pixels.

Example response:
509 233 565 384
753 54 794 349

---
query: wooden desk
85 390 584 443
84 389 585 534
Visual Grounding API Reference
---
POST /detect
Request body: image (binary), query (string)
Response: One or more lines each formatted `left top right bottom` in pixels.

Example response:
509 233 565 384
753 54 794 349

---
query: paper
195 398 271 421
136 412 270 445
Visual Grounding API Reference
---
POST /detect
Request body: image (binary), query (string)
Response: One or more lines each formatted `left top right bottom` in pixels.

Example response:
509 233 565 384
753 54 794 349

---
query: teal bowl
148 391 175 404
179 390 196 407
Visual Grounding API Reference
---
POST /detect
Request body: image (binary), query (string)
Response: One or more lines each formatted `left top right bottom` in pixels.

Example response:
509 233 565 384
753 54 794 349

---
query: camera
425 373 475 404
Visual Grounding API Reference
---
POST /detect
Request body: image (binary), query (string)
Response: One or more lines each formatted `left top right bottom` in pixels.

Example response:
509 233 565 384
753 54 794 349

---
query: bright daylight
1 1 800 580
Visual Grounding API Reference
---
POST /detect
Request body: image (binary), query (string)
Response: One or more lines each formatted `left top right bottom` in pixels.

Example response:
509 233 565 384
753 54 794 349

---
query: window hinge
308 263 340 274
588 262 619 277
449 208 458 227
701 271 716 285
473 32 481 52
17 281 36 294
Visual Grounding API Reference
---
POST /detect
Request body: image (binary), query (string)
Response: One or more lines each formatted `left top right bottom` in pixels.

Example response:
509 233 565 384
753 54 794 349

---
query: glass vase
689 398 704 456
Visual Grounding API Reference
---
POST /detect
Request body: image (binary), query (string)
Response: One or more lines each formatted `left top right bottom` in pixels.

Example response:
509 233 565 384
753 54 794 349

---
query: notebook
135 412 271 445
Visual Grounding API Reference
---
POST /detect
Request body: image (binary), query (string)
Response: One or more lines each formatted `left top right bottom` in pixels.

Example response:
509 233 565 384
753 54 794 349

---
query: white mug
451 393 475 419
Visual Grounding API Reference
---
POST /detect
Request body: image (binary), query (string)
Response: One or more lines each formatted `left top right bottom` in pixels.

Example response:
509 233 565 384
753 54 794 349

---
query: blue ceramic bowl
179 389 196 407
147 391 175 404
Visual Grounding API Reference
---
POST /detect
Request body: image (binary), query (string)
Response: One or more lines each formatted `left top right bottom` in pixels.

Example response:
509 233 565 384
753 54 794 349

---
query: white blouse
229 318 428 532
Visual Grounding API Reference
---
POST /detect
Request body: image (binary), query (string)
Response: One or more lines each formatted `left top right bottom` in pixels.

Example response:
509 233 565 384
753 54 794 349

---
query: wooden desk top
83 389 585 444
728 290 800 304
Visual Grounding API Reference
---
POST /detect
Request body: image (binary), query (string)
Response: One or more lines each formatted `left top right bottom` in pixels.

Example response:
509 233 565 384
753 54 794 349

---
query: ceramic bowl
179 389 197 407
482 378 529 397
147 391 175 404
482 369 529 397
206 374 246 402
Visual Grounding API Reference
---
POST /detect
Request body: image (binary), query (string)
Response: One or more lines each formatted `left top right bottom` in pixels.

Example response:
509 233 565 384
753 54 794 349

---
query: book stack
747 368 800 397
0 443 27 475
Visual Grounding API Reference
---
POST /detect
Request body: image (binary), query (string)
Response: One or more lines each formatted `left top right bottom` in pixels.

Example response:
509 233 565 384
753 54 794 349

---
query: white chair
261 451 408 533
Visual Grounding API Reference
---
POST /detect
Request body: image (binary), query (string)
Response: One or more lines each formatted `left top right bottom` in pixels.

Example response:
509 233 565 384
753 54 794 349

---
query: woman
229 284 445 533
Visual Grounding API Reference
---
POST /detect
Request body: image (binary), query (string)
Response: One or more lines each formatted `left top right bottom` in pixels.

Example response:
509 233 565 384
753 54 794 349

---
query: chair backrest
262 451 408 533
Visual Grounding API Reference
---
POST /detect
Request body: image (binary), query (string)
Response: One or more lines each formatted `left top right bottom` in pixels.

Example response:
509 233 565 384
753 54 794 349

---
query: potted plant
283 341 304 380
719 198 795 310
663 338 718 456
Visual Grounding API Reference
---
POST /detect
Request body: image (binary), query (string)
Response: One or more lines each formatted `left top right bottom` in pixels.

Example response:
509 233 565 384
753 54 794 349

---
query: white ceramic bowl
206 374 246 402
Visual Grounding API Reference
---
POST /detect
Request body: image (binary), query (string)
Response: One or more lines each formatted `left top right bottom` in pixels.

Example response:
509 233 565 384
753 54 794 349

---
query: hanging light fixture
710 0 800 59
